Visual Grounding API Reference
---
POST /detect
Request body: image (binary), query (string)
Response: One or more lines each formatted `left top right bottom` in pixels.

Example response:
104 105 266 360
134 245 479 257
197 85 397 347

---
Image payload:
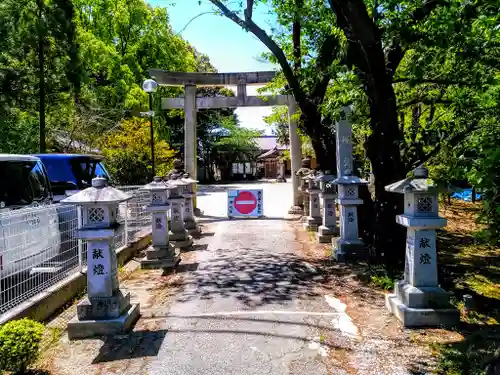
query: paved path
147 182 349 375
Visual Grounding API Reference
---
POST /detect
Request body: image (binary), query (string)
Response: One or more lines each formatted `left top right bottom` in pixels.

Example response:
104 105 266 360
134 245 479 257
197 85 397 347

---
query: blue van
33 154 112 202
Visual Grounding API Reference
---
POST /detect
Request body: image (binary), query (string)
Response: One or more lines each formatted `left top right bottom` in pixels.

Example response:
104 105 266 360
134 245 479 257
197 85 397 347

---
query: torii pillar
183 84 198 213
151 70 302 215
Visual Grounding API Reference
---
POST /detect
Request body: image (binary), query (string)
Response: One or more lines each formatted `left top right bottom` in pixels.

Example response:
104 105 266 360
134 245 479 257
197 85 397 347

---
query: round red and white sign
233 191 257 215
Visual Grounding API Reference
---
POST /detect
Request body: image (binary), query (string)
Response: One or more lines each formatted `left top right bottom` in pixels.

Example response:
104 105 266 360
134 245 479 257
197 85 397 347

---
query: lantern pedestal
316 174 338 243
384 167 459 327
141 208 180 271
182 192 201 235
303 187 322 231
139 177 180 272
68 226 139 340
61 177 140 340
169 197 193 249
317 193 339 243
331 176 368 262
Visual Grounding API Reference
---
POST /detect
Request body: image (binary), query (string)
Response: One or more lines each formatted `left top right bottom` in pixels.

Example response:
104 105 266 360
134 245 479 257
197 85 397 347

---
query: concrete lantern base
170 231 193 249
385 280 460 327
141 256 181 270
303 216 321 232
184 219 201 236
141 244 180 271
386 293 459 328
316 225 339 243
68 303 140 340
288 205 304 215
332 237 366 262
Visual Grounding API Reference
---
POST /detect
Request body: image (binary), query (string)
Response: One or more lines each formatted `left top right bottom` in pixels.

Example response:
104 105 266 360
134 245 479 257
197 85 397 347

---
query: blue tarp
451 188 481 202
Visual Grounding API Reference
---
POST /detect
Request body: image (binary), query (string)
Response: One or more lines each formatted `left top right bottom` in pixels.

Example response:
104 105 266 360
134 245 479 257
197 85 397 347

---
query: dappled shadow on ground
175 262 199 273
182 243 208 252
433 227 500 374
430 323 500 374
92 329 167 364
176 250 334 307
438 228 500 320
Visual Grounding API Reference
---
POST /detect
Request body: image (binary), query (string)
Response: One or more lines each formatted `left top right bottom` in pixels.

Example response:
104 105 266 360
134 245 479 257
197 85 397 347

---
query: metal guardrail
0 186 152 315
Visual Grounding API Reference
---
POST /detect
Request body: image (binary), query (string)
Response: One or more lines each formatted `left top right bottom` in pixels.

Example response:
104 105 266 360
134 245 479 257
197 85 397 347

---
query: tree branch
385 0 443 76
398 98 453 108
244 0 253 22
292 0 303 72
410 120 480 169
177 11 219 35
209 0 308 107
393 77 482 87
310 33 340 101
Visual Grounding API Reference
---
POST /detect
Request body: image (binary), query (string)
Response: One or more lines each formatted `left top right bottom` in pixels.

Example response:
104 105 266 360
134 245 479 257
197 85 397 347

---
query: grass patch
370 274 395 290
432 200 500 375
353 263 400 291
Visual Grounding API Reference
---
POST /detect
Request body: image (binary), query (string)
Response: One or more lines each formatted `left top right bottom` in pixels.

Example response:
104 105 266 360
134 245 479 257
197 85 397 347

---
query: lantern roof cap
168 178 188 187
315 173 336 182
302 172 318 180
385 167 436 194
331 175 368 185
140 176 168 192
295 167 311 177
61 177 131 205
180 173 198 184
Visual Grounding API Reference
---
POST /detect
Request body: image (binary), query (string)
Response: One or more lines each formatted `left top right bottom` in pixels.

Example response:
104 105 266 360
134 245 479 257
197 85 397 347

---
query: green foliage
0 0 213 156
213 0 500 246
0 318 45 373
370 274 395 291
465 125 500 244
100 118 175 185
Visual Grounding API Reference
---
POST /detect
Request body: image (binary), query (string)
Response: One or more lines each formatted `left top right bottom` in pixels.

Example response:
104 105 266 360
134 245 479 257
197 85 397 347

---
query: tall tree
208 0 500 265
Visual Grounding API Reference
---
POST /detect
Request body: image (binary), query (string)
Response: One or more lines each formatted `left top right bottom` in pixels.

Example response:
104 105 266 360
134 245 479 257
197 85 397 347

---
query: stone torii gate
149 70 303 215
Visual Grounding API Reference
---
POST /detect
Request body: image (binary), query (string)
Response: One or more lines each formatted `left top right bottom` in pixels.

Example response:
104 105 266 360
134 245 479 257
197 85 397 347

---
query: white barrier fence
0 186 152 315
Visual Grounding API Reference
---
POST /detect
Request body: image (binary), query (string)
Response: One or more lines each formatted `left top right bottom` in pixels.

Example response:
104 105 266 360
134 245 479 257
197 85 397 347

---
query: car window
76 159 110 186
30 162 49 201
95 162 110 179
0 161 49 206
40 157 78 185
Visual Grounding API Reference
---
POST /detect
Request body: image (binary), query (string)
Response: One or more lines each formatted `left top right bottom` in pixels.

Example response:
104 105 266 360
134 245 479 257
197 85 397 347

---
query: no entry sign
227 189 263 218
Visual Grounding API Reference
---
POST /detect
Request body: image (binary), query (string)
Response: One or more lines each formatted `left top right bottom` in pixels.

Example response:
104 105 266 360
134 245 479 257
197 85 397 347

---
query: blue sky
148 0 279 134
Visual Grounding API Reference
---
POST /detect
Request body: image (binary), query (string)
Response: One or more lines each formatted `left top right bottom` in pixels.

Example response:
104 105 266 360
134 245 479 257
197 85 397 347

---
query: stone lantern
60 177 140 340
331 105 368 261
384 166 459 327
316 172 338 243
167 177 193 249
332 175 368 261
304 171 322 231
180 173 201 235
300 173 313 218
295 158 312 215
139 176 180 272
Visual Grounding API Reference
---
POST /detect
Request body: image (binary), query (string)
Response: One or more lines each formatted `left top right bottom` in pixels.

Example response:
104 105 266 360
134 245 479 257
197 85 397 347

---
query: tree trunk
301 106 336 171
365 77 407 270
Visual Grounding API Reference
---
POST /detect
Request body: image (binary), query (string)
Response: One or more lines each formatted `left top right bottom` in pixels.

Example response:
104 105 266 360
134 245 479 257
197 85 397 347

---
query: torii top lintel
149 69 277 87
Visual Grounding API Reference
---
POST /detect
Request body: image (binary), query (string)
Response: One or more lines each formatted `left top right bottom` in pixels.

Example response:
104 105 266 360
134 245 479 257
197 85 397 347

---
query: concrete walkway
146 182 350 374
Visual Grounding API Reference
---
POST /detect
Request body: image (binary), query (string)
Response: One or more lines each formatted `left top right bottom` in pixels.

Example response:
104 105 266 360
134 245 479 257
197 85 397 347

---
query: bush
100 118 176 185
0 319 45 374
